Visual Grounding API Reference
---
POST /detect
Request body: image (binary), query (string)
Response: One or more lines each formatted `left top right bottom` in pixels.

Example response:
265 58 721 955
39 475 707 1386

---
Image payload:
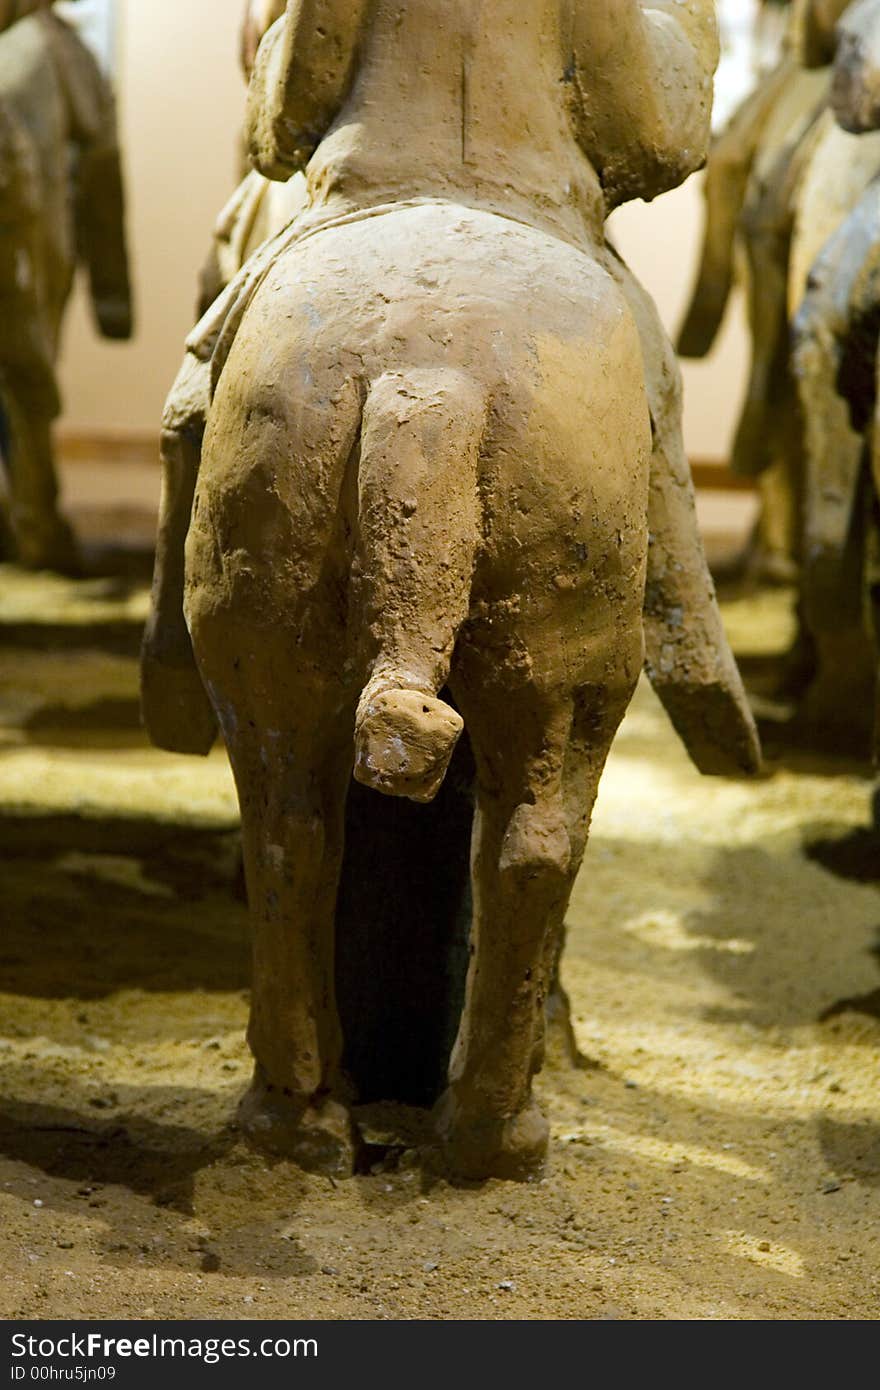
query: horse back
205 203 650 608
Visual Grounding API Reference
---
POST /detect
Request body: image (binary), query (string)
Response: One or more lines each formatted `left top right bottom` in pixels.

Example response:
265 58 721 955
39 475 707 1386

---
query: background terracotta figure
679 0 832 585
0 0 131 572
679 0 880 753
804 0 854 61
833 0 880 127
144 0 758 1182
792 0 880 751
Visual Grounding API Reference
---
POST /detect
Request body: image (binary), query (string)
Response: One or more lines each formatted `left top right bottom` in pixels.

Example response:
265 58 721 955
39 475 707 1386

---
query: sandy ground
0 545 878 1322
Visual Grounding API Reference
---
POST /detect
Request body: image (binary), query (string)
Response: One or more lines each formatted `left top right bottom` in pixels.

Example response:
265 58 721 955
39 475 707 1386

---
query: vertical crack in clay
460 44 469 164
460 0 482 165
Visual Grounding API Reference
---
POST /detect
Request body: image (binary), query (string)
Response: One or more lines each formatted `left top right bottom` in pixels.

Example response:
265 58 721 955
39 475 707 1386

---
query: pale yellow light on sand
0 571 877 1319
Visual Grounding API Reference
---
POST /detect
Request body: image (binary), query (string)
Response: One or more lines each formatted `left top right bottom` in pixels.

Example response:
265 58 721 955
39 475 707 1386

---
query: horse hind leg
230 706 357 1175
187 368 365 1175
352 368 487 804
436 631 644 1182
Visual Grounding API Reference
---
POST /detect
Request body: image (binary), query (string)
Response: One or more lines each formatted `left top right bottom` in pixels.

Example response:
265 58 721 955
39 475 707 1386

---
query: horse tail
352 366 488 803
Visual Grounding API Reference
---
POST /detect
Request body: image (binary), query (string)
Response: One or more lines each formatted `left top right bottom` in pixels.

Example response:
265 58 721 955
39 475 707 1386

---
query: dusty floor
0 528 878 1321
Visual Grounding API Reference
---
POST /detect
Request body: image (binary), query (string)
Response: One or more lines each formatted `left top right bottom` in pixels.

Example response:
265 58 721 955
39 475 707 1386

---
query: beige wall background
58 0 247 437
58 0 750 464
611 186 750 461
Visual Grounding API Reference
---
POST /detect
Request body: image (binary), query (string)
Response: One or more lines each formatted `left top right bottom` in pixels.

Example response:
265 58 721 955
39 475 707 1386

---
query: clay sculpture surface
0 0 131 572
144 0 760 1182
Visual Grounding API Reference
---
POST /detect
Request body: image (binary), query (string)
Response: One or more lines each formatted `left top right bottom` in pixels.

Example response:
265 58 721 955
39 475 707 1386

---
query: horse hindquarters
191 205 651 1178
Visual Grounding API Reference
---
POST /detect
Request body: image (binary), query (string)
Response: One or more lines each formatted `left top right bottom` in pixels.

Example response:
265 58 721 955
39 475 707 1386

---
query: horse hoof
238 1074 356 1178
433 1091 549 1182
354 688 463 803
17 518 81 576
141 648 219 756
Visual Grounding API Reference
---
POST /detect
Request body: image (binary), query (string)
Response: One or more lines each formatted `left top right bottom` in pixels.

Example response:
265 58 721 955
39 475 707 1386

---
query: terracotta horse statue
146 0 760 1182
0 0 131 571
